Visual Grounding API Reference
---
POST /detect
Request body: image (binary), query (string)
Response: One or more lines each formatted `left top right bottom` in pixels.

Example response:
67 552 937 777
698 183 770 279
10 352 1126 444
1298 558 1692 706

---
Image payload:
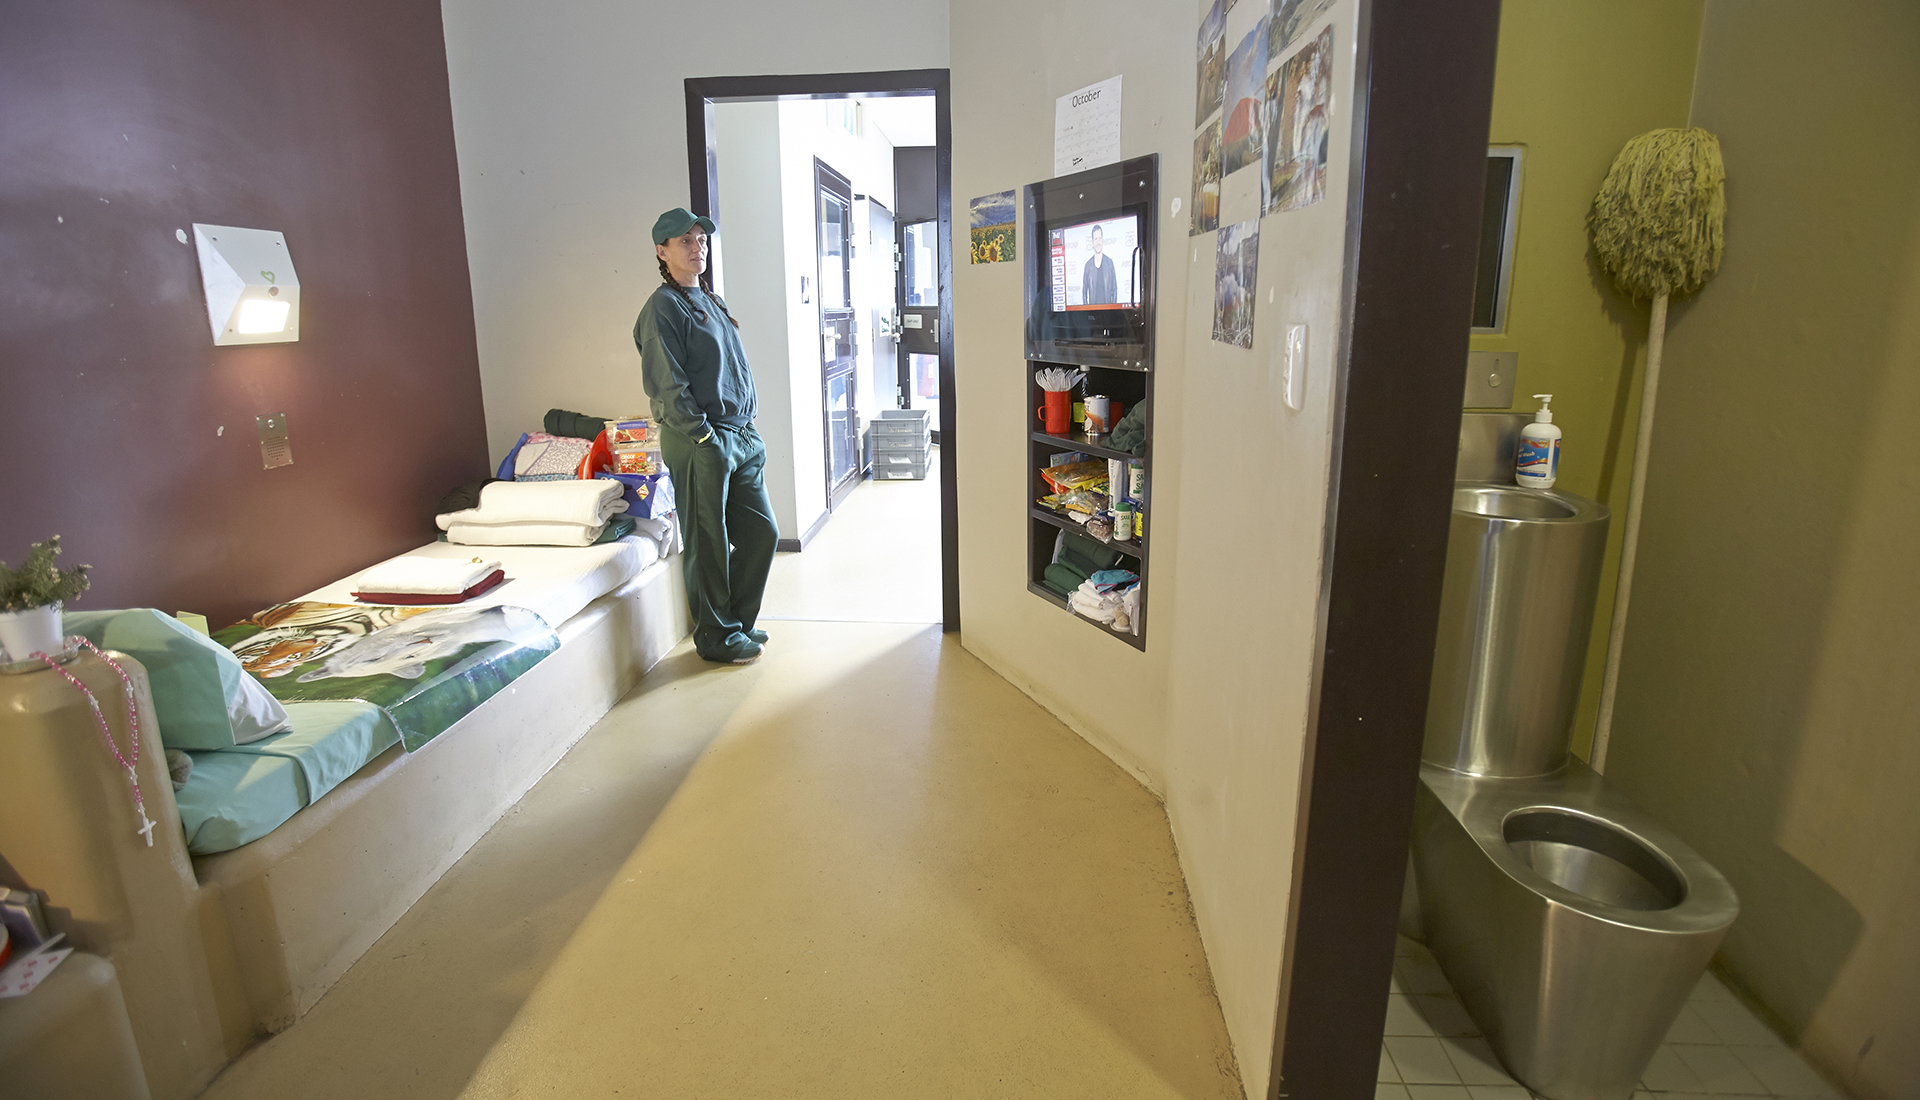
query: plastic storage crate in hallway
867 409 932 480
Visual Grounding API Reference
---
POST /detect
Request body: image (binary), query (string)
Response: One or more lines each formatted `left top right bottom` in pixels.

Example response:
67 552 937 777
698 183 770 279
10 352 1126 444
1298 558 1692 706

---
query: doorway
686 70 958 631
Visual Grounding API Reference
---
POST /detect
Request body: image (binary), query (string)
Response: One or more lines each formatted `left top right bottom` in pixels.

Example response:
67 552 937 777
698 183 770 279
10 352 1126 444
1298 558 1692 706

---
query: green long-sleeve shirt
633 284 757 440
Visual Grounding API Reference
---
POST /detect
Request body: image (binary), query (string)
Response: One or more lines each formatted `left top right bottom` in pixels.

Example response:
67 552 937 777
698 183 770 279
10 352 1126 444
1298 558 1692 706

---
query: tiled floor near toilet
1378 936 1844 1099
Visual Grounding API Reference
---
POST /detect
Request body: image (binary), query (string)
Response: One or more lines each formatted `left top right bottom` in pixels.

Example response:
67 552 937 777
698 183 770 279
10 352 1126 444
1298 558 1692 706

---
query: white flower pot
0 602 64 663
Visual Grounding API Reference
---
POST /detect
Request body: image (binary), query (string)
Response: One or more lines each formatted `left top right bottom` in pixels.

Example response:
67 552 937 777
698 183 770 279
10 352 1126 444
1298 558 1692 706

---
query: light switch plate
1464 350 1516 408
256 413 292 469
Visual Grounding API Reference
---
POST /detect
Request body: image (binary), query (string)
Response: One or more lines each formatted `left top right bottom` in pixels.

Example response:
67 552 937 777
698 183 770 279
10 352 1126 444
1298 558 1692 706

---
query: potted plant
0 536 91 662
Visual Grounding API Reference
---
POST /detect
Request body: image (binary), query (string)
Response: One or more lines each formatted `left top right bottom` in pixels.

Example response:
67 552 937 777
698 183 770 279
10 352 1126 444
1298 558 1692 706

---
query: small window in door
820 191 850 311
903 221 937 307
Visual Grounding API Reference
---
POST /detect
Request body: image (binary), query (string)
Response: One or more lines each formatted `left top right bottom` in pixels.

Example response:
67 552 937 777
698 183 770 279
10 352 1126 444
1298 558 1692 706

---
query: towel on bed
353 556 504 595
446 521 607 547
436 479 628 530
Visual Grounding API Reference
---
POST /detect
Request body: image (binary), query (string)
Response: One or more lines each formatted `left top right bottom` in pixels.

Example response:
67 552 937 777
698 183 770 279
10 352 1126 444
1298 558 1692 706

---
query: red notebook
353 569 507 605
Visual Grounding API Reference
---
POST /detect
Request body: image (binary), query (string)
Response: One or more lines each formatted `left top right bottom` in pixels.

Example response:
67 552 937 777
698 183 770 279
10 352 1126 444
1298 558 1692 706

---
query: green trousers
659 423 778 661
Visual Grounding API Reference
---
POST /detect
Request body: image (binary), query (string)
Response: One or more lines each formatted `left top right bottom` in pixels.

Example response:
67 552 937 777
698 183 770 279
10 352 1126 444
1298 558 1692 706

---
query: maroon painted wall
1 0 489 628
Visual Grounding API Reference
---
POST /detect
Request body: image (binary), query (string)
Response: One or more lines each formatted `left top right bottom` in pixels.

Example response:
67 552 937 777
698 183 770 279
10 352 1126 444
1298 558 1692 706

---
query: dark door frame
1267 1 1502 1097
685 69 958 634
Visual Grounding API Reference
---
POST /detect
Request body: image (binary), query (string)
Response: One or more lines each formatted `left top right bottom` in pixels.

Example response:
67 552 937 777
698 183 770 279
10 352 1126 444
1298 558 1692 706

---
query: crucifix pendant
134 805 156 847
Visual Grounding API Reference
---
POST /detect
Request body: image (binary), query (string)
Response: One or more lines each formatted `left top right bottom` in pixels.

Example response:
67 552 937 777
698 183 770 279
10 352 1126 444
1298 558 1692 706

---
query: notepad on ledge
352 558 507 604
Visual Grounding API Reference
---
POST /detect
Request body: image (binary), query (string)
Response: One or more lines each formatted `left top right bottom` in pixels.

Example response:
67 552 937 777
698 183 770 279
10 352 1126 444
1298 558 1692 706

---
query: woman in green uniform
635 208 777 665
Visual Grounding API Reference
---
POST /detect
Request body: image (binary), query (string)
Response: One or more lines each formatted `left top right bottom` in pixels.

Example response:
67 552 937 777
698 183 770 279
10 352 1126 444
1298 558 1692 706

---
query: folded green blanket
1064 532 1123 573
1109 399 1149 455
595 515 637 544
544 408 612 440
1042 562 1086 597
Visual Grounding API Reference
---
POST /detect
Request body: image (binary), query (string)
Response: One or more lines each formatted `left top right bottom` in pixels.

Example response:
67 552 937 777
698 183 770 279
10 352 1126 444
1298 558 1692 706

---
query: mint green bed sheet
176 700 401 855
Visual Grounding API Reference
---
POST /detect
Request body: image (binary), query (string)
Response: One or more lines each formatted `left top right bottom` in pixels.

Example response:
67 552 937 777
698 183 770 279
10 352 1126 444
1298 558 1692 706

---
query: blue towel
1090 569 1138 593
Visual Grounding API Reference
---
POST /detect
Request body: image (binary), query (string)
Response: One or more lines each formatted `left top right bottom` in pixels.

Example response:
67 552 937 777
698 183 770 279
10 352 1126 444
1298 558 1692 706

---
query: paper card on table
1054 76 1122 177
0 937 72 998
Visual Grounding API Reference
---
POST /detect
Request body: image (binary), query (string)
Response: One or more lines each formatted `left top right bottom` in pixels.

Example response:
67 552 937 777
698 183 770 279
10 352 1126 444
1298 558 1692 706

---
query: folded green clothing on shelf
1109 398 1150 454
1064 532 1125 572
1042 562 1085 596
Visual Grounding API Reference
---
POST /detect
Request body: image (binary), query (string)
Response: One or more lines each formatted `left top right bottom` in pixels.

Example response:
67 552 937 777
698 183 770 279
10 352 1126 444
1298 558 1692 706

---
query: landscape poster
1213 217 1260 348
1268 0 1336 58
1189 122 1222 236
969 190 1016 264
1265 25 1334 214
1195 0 1226 126
1219 20 1269 177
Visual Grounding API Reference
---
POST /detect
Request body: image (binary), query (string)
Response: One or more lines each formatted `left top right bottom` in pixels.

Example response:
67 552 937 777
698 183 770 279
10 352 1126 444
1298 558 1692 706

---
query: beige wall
438 0 948 465
951 1 1361 1093
1467 0 1705 759
1604 4 1920 1098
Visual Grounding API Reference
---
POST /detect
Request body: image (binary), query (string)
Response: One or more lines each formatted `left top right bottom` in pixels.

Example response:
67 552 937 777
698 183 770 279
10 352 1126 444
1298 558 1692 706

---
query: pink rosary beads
39 638 157 848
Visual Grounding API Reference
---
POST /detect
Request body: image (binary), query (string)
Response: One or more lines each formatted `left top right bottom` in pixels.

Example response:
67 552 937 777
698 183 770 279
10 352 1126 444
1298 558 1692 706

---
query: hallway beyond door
761 448 944 624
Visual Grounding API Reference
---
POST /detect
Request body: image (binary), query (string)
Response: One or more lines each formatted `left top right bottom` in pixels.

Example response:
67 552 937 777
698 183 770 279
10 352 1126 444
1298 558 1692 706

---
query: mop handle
1592 291 1668 772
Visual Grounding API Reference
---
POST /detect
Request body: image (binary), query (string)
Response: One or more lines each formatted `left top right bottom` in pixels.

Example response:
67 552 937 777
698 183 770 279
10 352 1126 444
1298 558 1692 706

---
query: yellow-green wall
1606 4 1920 1097
1468 0 1705 758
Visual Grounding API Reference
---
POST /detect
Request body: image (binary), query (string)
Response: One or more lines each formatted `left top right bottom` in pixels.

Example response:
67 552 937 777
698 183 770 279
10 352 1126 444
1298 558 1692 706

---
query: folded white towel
446 521 604 548
628 515 678 555
436 479 627 530
354 557 502 595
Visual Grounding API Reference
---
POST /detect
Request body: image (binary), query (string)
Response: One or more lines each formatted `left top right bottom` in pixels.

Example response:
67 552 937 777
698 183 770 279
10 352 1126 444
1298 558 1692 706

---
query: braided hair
658 257 740 329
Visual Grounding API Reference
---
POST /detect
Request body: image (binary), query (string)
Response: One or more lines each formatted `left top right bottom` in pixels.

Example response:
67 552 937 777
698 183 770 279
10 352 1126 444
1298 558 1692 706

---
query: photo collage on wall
1191 0 1338 345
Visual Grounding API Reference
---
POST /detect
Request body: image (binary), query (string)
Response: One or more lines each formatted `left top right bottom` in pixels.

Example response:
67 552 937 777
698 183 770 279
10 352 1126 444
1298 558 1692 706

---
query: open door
815 158 860 510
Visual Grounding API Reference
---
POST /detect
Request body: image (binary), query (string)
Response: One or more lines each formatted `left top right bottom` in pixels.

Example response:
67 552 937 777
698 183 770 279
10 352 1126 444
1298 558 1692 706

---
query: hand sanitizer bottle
1515 394 1561 489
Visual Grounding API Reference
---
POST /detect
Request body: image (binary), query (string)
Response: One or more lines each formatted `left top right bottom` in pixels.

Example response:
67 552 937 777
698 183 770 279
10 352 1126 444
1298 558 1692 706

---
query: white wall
439 0 949 464
712 102 799 537
769 100 904 535
949 0 1361 1094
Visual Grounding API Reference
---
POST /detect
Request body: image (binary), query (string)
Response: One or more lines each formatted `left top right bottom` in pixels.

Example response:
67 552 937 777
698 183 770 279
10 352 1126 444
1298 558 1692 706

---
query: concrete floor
759 449 944 624
198 464 1242 1100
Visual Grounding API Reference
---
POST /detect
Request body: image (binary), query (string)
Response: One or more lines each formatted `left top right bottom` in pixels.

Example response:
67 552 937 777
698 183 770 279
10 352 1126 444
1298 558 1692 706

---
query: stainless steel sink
1424 483 1610 778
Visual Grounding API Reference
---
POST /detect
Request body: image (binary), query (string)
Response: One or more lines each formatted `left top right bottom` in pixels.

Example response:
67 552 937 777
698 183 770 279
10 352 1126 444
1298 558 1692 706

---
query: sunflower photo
969 190 1016 264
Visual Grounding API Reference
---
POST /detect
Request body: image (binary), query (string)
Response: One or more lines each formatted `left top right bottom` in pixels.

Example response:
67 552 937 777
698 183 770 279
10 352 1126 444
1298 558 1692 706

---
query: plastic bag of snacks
1040 459 1108 494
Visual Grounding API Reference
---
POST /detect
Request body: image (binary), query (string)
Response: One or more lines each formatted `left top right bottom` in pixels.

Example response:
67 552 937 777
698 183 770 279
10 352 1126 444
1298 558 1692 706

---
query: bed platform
195 537 687 1033
0 536 688 1100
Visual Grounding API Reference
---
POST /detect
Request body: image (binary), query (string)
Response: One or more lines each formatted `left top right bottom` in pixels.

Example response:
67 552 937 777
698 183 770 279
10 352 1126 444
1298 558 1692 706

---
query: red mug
1037 390 1070 434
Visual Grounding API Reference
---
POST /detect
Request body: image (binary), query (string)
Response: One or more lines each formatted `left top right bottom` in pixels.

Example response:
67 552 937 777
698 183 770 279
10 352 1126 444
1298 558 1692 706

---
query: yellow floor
199 465 1241 1100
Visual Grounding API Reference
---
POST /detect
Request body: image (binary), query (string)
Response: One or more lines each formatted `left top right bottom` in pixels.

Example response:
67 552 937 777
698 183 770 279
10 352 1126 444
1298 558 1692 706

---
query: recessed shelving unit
1021 155 1158 651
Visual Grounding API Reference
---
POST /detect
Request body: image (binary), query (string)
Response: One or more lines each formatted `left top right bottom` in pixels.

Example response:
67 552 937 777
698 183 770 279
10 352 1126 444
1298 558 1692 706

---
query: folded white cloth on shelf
436 479 627 530
1068 581 1120 624
628 514 680 556
1070 578 1141 636
352 556 503 595
446 521 605 548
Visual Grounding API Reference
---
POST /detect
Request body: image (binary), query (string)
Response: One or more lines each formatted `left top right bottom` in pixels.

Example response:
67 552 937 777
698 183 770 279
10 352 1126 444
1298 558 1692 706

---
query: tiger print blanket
213 601 560 752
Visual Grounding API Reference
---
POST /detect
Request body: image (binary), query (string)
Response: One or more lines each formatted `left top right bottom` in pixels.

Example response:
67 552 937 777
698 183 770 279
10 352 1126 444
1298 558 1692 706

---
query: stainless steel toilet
1411 482 1739 1100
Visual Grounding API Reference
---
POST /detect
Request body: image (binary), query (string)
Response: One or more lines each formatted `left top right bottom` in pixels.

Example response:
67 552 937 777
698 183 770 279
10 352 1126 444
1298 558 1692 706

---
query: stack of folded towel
435 480 628 547
352 557 506 604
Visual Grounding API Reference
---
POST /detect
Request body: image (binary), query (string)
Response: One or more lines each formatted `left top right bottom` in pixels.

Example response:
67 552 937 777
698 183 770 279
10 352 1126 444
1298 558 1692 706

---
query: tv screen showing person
1048 215 1140 311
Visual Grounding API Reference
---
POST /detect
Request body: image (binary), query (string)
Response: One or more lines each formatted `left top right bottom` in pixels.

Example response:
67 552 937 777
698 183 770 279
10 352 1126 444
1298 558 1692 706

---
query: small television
1024 155 1157 370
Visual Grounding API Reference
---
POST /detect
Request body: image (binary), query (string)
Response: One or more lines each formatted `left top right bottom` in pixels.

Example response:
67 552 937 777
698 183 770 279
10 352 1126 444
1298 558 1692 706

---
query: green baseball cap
651 207 718 245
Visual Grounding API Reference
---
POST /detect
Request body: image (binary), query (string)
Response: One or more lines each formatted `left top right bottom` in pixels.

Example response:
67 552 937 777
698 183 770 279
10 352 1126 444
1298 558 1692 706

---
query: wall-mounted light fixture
193 224 300 345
